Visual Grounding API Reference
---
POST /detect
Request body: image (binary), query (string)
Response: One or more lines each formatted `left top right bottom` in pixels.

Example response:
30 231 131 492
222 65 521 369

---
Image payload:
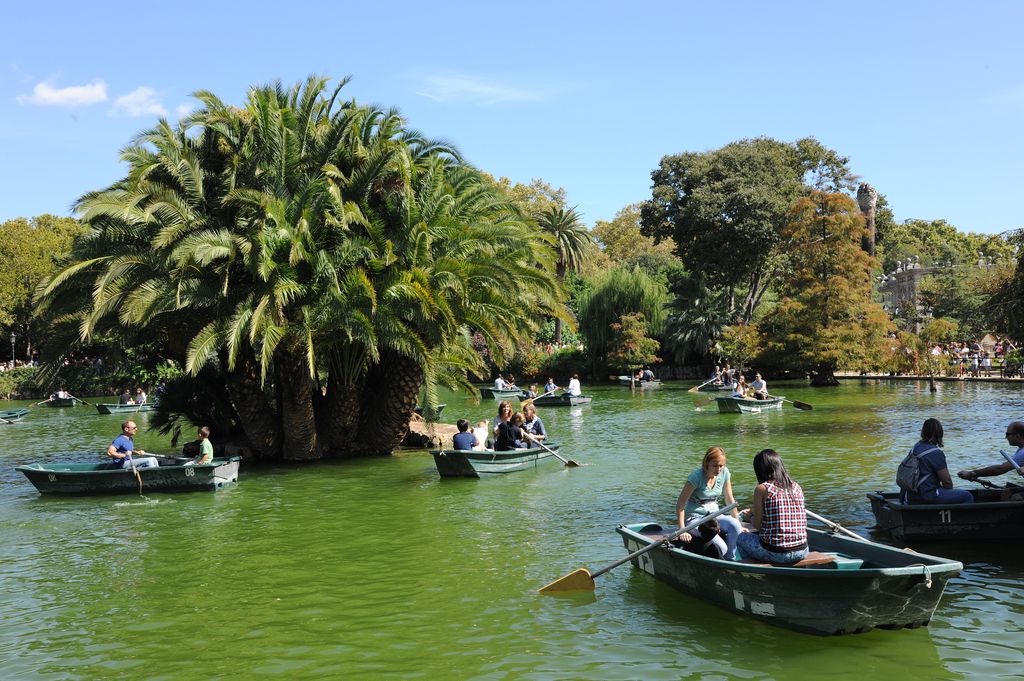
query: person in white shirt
567 374 582 396
494 375 507 390
750 373 768 400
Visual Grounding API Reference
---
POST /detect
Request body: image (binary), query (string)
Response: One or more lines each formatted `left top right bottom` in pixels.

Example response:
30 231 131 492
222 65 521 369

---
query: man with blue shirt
107 421 159 469
452 419 478 451
958 421 1024 500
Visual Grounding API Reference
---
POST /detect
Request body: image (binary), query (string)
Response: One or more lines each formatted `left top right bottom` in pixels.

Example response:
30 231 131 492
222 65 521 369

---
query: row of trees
9 79 1021 459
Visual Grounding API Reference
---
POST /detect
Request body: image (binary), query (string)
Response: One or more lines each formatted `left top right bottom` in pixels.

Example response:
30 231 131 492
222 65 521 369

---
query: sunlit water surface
1 380 1022 679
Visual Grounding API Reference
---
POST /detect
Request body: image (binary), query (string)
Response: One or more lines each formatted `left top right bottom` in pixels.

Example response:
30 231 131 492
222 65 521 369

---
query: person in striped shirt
737 449 808 564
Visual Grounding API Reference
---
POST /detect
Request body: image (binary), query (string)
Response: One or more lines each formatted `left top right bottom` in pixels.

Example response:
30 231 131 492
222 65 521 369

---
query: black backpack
896 446 940 493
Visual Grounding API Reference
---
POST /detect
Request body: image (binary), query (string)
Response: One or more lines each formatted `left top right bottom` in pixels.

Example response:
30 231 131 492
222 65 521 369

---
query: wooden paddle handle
590 503 738 580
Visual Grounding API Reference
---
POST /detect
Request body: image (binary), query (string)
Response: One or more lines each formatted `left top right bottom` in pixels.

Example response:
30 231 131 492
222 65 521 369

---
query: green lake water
1 380 1022 679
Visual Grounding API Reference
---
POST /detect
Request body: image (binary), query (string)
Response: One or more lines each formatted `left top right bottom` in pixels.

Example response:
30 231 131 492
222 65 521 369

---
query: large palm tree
535 205 593 343
36 77 561 460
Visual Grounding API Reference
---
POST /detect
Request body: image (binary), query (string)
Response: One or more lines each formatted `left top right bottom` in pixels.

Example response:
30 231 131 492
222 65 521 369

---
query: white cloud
17 79 108 106
174 103 195 119
110 86 168 117
415 74 544 105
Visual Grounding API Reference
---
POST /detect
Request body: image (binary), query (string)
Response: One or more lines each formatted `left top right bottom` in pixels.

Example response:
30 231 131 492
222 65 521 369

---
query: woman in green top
675 446 742 560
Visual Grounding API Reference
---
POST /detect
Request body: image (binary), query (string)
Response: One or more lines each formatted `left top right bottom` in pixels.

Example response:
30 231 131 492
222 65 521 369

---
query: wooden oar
687 377 719 394
67 393 93 407
126 452 143 496
0 415 18 425
31 399 51 407
524 432 583 467
538 503 737 593
766 393 812 411
999 449 1024 479
805 509 868 541
693 396 714 409
521 387 559 409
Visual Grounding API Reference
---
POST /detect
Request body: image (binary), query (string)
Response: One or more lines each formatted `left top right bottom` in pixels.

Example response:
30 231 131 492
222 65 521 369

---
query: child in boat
677 518 728 559
452 419 478 451
472 420 489 451
189 426 214 465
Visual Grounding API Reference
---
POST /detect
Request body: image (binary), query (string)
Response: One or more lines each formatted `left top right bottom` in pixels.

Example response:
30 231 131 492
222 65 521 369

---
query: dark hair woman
736 449 808 564
901 418 973 505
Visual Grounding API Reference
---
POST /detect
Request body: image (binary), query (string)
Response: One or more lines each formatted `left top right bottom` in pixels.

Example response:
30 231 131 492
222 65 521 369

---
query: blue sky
2 1 1022 234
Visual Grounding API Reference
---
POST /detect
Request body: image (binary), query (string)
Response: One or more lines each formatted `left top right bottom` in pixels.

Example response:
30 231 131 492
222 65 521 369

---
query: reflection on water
1 382 1022 678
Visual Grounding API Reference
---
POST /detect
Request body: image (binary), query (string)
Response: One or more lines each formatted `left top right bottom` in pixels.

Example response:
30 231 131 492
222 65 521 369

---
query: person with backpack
898 418 973 505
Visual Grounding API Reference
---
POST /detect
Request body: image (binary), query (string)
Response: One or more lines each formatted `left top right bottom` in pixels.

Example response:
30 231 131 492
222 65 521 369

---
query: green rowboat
95 402 156 414
17 456 240 495
431 443 562 478
43 397 77 408
715 396 784 413
0 408 30 423
616 522 962 635
531 394 592 407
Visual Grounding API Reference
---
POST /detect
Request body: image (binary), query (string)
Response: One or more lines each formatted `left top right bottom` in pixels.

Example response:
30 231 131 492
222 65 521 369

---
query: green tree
876 218 1015 274
36 77 562 461
717 324 762 373
661 269 730 365
640 137 853 324
592 203 679 275
536 205 595 343
917 263 1014 339
760 191 894 385
0 215 84 360
577 267 667 373
607 312 661 372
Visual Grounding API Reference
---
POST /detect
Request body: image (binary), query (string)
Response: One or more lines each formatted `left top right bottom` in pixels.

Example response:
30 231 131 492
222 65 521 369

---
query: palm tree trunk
276 350 322 461
225 353 282 459
355 350 423 456
319 363 365 455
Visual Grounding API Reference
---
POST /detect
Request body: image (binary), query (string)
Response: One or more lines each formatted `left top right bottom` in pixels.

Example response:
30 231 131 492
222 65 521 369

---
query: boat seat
743 551 836 568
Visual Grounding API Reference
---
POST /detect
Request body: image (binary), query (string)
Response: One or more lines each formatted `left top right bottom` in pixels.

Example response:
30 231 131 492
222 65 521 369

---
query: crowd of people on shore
925 337 1020 377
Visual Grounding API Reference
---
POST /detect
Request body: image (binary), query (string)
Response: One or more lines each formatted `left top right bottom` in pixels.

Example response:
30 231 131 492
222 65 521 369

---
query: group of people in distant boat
633 368 656 382
452 399 548 452
709 365 771 400
897 417 1024 504
118 387 148 405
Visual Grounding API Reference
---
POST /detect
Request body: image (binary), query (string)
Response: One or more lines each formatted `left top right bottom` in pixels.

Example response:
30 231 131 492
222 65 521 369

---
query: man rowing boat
957 421 1024 500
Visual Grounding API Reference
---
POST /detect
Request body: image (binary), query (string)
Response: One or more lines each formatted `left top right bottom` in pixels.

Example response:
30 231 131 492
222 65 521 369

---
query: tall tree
536 205 594 343
640 137 852 324
592 203 679 275
577 266 667 374
759 191 894 386
36 77 561 460
0 215 84 360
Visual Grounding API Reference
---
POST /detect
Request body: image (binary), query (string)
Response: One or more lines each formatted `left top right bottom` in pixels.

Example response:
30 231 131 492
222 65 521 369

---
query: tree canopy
640 137 853 324
759 192 893 385
36 76 563 460
0 215 85 359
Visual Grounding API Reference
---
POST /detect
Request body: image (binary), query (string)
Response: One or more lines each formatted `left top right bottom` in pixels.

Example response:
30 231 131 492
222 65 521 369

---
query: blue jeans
123 457 159 469
904 487 974 505
736 531 808 564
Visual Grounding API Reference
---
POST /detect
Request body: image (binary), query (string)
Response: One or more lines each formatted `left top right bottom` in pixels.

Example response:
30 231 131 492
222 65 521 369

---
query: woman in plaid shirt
736 449 808 564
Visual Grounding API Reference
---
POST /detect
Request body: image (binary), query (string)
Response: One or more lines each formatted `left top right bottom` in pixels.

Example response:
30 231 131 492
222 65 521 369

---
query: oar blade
792 400 813 411
538 567 595 593
693 397 712 409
